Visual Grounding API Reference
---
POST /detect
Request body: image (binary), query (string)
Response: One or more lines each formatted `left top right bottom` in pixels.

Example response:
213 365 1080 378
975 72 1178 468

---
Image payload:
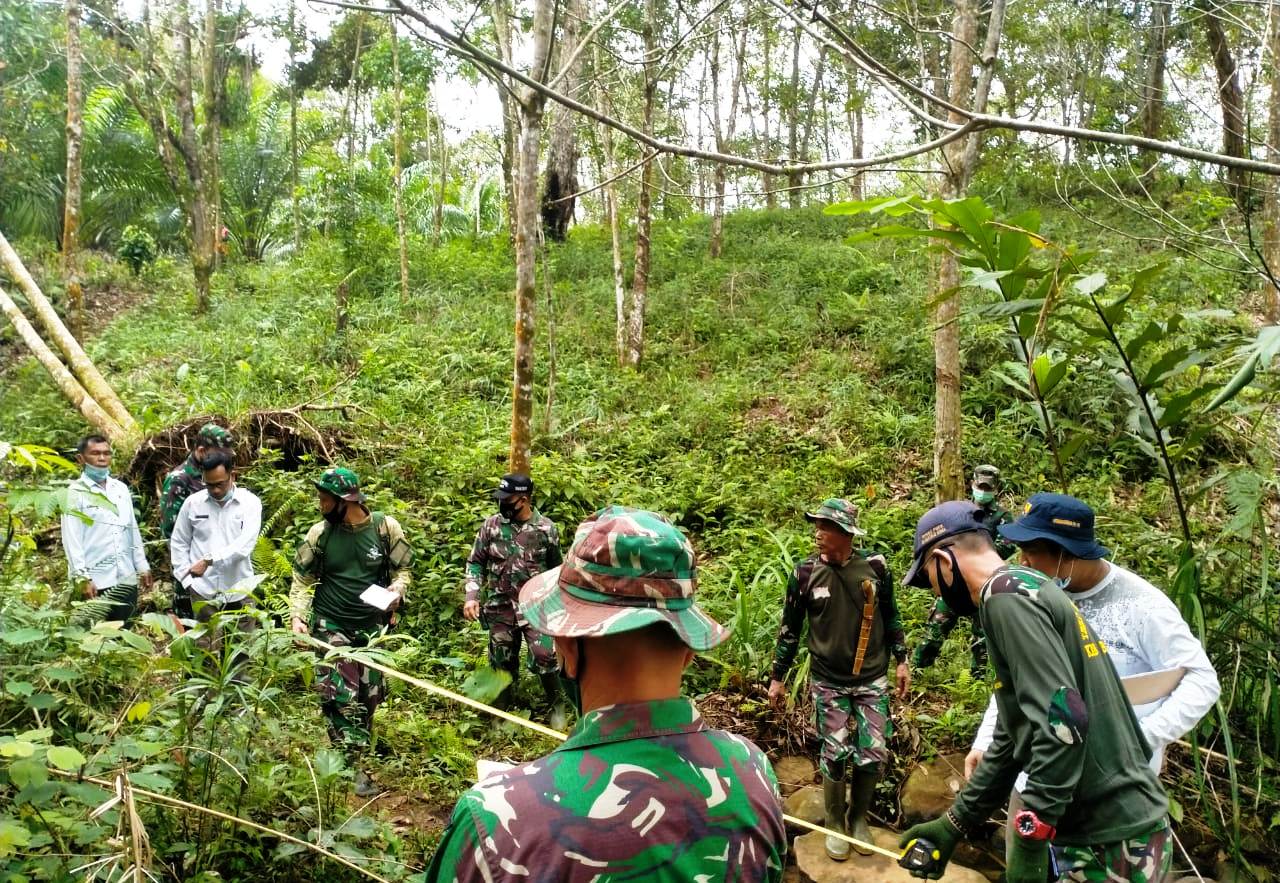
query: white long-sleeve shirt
973 561 1220 779
61 474 150 589
169 486 262 605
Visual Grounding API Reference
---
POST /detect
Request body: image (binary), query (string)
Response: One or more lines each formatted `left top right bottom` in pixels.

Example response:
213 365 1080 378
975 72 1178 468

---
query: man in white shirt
964 493 1219 868
170 449 262 632
62 435 153 623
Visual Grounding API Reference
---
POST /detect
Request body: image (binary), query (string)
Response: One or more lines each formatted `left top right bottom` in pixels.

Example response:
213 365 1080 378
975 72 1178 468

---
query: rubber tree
63 0 84 337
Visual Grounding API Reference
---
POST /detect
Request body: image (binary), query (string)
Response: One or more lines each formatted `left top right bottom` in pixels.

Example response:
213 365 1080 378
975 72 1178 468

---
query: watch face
1016 812 1037 836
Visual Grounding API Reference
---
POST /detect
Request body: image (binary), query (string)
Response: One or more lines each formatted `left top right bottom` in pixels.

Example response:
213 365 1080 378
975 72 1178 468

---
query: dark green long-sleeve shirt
950 565 1168 846
771 551 907 687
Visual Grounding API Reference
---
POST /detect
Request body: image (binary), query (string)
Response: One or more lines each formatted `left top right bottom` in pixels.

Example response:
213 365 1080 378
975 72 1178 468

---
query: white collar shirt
60 474 149 589
169 486 263 605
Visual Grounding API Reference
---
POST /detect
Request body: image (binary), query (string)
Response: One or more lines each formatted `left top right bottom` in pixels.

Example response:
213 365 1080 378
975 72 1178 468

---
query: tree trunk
289 0 301 253
203 0 222 272
541 0 584 242
343 14 366 166
623 0 657 368
592 32 628 365
785 19 801 209
1199 3 1248 204
0 283 126 444
63 0 84 339
391 16 409 302
509 0 556 473
434 122 448 245
933 0 980 503
0 231 138 435
762 16 776 209
711 19 747 259
792 45 827 202
1139 0 1170 153
493 0 518 243
843 54 864 199
1265 0 1280 322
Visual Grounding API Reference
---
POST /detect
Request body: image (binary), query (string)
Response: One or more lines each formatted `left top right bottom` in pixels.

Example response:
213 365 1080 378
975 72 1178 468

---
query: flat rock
900 752 968 825
774 755 818 796
793 827 989 883
783 785 825 826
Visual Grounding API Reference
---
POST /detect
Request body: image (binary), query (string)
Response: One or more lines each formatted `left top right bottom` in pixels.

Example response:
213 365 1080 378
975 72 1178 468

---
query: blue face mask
972 488 995 505
213 485 235 505
84 464 110 482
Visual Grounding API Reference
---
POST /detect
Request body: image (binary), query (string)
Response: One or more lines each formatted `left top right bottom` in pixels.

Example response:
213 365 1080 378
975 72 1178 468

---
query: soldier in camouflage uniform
912 465 1014 677
462 473 564 722
425 506 787 882
898 502 1171 883
768 499 910 861
158 423 234 618
290 467 412 797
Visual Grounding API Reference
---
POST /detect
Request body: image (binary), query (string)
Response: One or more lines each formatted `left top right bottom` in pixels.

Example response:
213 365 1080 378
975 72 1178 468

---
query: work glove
897 814 962 880
1006 836 1051 883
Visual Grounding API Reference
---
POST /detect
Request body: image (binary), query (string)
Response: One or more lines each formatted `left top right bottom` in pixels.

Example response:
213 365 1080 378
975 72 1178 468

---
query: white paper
476 759 515 782
359 583 398 611
1122 667 1186 706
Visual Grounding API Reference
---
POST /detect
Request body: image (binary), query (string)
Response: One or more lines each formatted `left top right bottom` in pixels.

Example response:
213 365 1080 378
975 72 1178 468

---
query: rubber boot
846 765 880 856
353 769 380 798
822 775 851 861
538 673 568 731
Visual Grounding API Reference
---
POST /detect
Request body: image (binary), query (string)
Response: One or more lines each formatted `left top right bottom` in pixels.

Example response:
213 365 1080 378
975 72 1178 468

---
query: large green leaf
824 195 921 217
844 225 972 248
1031 354 1069 398
1205 326 1280 412
46 746 86 772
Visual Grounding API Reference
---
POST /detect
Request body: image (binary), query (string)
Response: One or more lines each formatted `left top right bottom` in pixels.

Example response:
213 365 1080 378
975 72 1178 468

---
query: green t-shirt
951 565 1168 846
293 514 412 633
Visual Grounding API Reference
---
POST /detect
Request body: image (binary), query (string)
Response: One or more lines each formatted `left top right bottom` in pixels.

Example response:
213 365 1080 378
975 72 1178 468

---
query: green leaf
460 666 513 704
824 195 921 216
0 741 36 759
845 225 972 248
1143 347 1207 389
4 681 33 698
935 197 996 260
125 702 151 723
45 746 86 772
1124 321 1164 362
1059 434 1088 463
960 268 1011 296
1205 326 1280 412
335 815 379 840
1031 355 1069 398
1167 795 1183 825
9 758 47 789
1074 272 1108 297
0 629 44 646
0 819 32 859
971 299 1045 320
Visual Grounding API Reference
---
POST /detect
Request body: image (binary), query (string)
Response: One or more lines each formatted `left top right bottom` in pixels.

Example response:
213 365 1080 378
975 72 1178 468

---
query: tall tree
391 15 409 302
62 0 84 337
509 0 557 472
932 0 1008 500
1197 1 1247 204
492 0 518 242
540 0 585 241
710 15 747 258
1264 0 1280 322
288 0 301 252
620 0 658 367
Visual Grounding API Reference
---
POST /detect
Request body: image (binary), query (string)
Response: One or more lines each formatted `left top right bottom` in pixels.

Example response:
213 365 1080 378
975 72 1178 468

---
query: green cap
196 423 234 448
804 498 866 536
313 466 366 503
519 506 729 652
973 465 1002 490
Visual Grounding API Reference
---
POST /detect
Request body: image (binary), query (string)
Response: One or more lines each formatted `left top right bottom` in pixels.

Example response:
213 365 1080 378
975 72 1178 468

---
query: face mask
323 500 346 526
934 546 978 617
214 485 235 505
972 488 995 505
1053 552 1074 590
84 464 110 482
557 639 585 715
499 499 522 521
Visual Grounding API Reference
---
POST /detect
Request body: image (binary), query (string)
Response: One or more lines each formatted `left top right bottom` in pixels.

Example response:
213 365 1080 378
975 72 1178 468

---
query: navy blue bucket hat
998 493 1110 560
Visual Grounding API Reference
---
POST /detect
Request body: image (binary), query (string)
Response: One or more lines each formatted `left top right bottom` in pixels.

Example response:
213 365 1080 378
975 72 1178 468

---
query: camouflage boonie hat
196 423 234 448
973 464 1002 490
803 498 866 536
313 466 367 503
519 506 729 651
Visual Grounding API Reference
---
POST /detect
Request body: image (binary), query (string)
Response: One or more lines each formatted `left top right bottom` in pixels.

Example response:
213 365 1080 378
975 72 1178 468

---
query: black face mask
935 546 978 617
323 500 347 526
499 499 522 521
558 638 585 714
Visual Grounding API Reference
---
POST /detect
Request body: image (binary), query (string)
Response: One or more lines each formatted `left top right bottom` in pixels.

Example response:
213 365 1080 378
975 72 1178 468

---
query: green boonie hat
803 498 866 536
196 423 234 448
313 466 367 503
973 465 1002 490
519 505 729 652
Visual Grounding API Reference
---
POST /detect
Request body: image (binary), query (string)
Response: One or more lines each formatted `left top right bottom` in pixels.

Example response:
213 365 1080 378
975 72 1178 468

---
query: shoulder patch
1047 685 1089 744
983 571 1033 599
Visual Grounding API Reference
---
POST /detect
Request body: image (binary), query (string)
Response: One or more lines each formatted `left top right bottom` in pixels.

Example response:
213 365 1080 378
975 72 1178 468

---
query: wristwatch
1013 809 1056 842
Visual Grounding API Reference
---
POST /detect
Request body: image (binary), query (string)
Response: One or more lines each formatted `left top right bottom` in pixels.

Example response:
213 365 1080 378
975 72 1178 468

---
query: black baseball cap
492 473 534 500
903 500 991 588
998 493 1109 560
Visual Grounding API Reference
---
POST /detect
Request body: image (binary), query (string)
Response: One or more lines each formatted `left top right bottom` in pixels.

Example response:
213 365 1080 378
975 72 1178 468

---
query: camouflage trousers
482 600 557 677
811 677 891 779
312 619 385 754
1054 819 1173 883
913 599 988 677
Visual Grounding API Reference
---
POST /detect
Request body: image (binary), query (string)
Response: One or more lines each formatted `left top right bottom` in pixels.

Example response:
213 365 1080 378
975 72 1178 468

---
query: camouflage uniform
911 501 1012 675
812 676 892 773
465 511 562 676
424 699 786 882
1056 820 1172 882
291 468 412 754
428 506 785 882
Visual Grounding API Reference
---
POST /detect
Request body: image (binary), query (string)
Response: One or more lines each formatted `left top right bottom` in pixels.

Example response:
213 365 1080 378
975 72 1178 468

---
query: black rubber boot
846 764 880 856
822 774 850 861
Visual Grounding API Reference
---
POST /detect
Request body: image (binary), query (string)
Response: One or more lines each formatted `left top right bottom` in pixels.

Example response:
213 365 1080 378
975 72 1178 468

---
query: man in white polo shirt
170 450 262 654
62 434 153 622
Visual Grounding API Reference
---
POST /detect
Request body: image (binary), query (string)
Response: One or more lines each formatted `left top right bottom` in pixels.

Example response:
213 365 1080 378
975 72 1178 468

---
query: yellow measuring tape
309 636 902 861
